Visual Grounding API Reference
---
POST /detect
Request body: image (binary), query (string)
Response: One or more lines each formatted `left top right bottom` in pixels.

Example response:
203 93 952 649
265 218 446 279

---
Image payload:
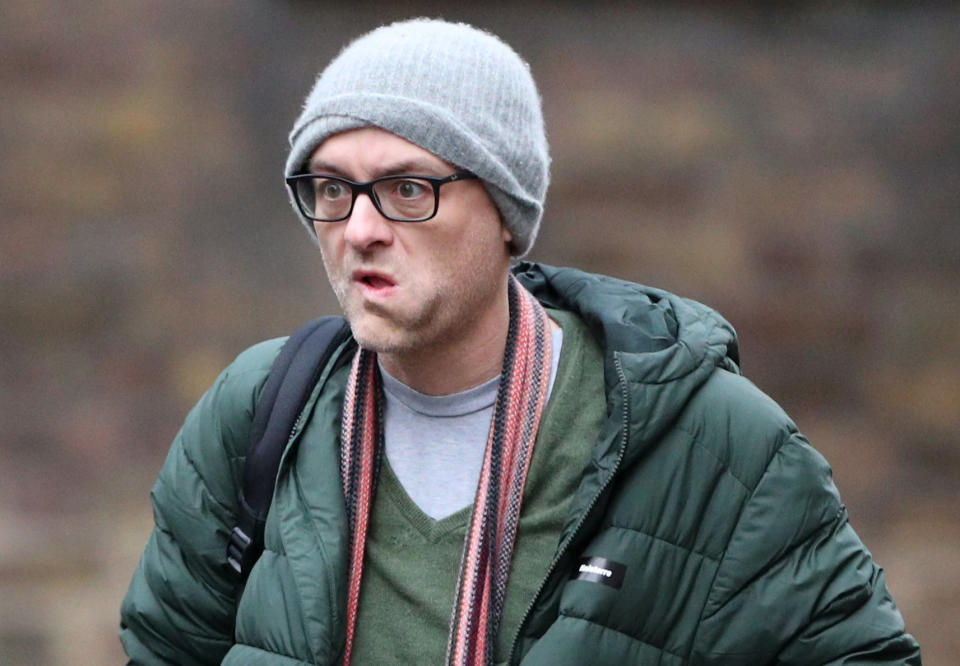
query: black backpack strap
226 315 351 582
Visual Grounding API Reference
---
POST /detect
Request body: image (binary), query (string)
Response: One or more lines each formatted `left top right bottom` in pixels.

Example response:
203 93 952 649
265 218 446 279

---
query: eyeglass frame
285 170 479 223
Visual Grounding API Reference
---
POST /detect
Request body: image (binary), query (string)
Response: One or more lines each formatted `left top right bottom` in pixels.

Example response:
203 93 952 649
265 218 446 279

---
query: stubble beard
321 255 503 361
321 252 441 356
338 281 444 356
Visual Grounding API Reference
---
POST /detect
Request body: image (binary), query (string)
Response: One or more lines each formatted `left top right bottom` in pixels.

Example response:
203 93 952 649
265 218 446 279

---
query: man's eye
394 180 427 198
317 180 347 200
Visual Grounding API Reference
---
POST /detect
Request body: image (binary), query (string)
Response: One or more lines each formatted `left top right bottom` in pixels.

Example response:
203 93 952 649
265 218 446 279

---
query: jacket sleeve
119 340 282 665
693 430 921 665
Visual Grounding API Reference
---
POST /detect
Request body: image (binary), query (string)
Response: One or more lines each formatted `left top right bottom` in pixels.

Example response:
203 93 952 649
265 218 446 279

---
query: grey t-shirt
380 327 562 520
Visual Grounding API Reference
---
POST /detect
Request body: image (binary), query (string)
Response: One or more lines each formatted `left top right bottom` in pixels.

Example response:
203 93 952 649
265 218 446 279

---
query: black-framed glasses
285 171 478 223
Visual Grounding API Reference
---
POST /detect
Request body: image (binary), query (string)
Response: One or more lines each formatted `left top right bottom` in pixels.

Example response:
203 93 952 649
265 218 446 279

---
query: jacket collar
514 262 740 471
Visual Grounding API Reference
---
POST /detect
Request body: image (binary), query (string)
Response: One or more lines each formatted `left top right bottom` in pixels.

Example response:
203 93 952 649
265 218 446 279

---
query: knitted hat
285 18 550 257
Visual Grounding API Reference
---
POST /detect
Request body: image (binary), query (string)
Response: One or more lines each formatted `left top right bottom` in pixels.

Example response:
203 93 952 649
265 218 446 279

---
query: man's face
310 127 513 358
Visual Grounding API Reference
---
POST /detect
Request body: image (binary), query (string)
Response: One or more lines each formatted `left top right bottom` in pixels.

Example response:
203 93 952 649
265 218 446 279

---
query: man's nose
342 193 393 250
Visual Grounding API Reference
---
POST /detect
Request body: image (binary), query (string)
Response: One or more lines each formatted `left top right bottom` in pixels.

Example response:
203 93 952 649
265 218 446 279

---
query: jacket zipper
276 409 308 473
289 412 306 444
273 352 347 666
507 353 632 664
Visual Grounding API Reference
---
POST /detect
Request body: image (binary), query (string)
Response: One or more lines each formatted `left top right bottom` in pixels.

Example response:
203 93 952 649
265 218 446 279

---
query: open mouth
353 270 397 291
362 275 394 289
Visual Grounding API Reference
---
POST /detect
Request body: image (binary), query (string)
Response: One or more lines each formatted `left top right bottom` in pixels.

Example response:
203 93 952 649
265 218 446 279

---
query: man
120 18 921 665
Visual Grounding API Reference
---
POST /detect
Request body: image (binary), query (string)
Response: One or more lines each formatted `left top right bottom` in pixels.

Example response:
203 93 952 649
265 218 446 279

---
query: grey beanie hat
285 18 550 257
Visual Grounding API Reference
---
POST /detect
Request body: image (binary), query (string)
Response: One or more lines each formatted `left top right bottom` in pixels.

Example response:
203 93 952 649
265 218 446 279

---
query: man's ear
501 224 513 244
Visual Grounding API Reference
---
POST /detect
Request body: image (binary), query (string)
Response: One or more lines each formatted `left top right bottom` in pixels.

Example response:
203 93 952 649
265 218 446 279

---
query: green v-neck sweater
351 309 605 665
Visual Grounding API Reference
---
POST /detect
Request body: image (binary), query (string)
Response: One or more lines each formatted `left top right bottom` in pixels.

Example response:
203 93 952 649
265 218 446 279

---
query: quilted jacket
121 263 921 664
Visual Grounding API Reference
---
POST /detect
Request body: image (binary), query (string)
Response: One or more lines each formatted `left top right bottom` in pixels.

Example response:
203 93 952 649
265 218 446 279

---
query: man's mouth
352 270 397 292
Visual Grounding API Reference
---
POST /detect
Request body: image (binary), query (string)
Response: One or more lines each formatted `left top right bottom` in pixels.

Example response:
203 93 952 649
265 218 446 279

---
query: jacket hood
514 262 740 472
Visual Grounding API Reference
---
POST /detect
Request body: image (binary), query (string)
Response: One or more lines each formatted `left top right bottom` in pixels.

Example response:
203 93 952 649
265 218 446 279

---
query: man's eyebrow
306 159 348 176
375 159 449 177
305 158 450 178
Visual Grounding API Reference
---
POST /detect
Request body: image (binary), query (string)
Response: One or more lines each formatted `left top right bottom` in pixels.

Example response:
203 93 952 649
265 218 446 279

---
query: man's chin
346 311 412 355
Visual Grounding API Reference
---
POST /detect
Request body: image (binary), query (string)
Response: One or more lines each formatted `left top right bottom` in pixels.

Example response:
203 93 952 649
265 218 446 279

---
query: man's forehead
307 127 454 177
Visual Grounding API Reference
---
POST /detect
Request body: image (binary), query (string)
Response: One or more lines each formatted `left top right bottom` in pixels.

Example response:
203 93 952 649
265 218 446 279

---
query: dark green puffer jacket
121 263 921 665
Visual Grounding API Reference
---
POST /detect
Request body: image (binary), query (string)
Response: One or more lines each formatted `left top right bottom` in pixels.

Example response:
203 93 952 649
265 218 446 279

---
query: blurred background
2 1 957 663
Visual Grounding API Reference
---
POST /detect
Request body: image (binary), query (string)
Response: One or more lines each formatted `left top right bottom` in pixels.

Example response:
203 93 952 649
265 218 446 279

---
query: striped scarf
339 275 553 666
